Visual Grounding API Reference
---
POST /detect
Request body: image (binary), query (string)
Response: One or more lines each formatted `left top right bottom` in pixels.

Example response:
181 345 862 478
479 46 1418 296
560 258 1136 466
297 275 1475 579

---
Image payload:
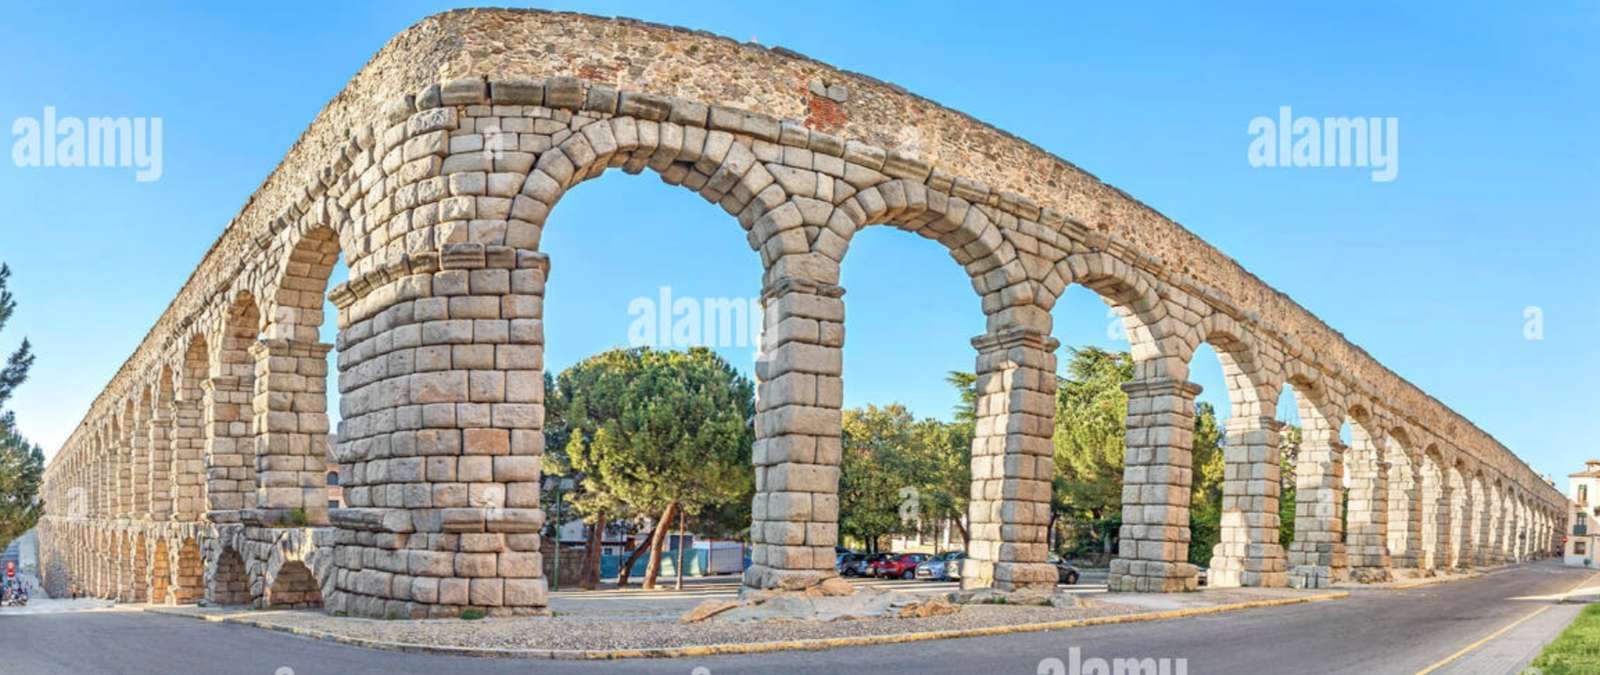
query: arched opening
206 547 250 606
1342 408 1388 579
1275 384 1304 556
1447 461 1471 569
175 336 210 521
834 219 981 573
1186 331 1276 588
1418 447 1447 570
150 367 176 521
265 560 322 609
1385 433 1420 570
1046 260 1198 592
150 538 171 605
129 533 148 602
208 293 261 518
265 225 345 523
1280 374 1347 588
536 162 766 592
1469 473 1488 567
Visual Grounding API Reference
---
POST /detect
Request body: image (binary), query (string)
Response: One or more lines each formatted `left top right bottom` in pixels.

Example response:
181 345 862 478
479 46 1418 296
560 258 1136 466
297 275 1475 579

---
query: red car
870 553 931 579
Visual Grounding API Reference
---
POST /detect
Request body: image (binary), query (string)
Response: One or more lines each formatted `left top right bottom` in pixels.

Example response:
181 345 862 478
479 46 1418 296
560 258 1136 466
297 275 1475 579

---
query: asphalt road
1 561 1588 675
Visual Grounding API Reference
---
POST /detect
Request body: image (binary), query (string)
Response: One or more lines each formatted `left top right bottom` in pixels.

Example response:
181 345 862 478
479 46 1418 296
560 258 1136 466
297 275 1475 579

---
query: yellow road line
1414 605 1549 675
1415 568 1600 675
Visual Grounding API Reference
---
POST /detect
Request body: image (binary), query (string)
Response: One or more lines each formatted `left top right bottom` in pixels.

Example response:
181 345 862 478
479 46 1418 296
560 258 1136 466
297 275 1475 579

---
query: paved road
0 562 1587 675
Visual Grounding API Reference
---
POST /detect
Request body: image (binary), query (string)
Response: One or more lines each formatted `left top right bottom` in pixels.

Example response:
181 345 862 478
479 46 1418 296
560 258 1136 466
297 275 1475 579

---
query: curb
143 590 1348 660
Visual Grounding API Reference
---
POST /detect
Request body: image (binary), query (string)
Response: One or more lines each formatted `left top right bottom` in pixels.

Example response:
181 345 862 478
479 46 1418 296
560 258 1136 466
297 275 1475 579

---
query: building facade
1564 461 1600 567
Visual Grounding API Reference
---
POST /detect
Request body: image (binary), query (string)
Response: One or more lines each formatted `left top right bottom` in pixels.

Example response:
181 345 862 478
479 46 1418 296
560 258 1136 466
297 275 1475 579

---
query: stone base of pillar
1288 564 1345 589
1108 558 1199 593
328 509 548 619
1209 541 1288 588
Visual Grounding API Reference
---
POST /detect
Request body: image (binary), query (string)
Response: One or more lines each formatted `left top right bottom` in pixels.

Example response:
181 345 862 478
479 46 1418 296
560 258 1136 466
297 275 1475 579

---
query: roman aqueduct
37 9 1565 617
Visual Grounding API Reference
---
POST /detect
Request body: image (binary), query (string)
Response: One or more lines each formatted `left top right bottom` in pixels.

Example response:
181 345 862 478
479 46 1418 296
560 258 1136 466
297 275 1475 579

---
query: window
1583 485 1591 504
326 471 339 486
1577 541 1587 556
328 499 341 510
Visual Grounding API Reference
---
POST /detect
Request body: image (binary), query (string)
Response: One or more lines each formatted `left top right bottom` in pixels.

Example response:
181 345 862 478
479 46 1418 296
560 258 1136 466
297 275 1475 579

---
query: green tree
1186 401 1225 565
839 404 922 551
1047 346 1224 564
558 347 753 589
0 264 39 546
1278 424 1303 549
1051 347 1133 558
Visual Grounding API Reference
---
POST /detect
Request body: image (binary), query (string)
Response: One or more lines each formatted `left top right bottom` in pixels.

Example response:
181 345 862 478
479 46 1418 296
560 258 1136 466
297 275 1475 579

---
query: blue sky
1 2 1594 485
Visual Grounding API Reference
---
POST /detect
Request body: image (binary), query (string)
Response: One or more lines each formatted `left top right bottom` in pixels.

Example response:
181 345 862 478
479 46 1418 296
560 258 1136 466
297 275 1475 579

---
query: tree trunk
642 502 679 590
674 507 688 591
615 534 651 588
579 516 605 590
951 517 970 550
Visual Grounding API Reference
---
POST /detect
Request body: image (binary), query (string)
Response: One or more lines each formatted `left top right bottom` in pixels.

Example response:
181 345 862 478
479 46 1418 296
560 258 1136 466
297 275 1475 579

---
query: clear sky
1 2 1594 485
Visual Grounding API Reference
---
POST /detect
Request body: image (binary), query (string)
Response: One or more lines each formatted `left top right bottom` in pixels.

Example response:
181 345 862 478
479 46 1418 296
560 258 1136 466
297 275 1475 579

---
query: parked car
847 553 889 577
946 556 963 580
836 552 866 576
1049 554 1080 585
872 553 931 579
915 551 966 581
1196 566 1208 587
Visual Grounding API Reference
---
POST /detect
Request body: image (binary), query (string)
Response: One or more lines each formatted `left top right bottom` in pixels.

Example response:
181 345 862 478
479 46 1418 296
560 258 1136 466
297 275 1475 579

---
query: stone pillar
246 338 333 526
1422 467 1452 570
1288 423 1347 588
1210 416 1287 587
203 374 256 522
130 408 150 519
962 327 1056 593
148 412 173 521
1484 489 1504 566
170 398 205 521
745 276 845 592
1344 434 1390 578
328 245 548 618
1109 376 1201 593
1473 486 1492 566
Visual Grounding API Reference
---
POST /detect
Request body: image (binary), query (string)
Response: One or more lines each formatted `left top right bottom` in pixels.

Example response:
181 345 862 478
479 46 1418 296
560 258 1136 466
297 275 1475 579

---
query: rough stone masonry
36 9 1564 618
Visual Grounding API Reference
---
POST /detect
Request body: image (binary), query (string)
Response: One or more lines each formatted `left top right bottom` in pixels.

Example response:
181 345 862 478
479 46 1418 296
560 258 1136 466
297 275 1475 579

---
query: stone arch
1195 314 1287 588
149 537 171 605
1281 366 1347 588
128 532 148 602
250 223 341 524
1446 457 1472 569
1385 429 1421 569
1469 471 1490 567
148 367 175 520
205 542 250 606
205 292 262 520
264 560 322 609
1343 405 1390 578
1045 253 1178 371
173 335 210 521
1418 445 1449 570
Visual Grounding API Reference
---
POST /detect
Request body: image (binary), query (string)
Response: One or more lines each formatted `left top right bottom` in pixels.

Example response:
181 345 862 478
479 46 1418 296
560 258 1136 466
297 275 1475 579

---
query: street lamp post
546 477 575 591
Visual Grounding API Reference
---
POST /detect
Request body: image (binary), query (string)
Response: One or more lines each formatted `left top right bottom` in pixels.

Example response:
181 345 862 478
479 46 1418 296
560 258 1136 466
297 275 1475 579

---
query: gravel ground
152 587 1328 652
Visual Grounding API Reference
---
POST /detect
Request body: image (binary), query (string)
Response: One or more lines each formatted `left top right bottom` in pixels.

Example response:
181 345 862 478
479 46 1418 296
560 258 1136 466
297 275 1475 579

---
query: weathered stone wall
37 8 1565 613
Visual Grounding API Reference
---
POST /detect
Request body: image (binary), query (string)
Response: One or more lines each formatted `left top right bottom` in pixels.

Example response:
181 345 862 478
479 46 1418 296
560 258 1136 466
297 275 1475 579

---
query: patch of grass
1531 604 1600 674
460 609 486 620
